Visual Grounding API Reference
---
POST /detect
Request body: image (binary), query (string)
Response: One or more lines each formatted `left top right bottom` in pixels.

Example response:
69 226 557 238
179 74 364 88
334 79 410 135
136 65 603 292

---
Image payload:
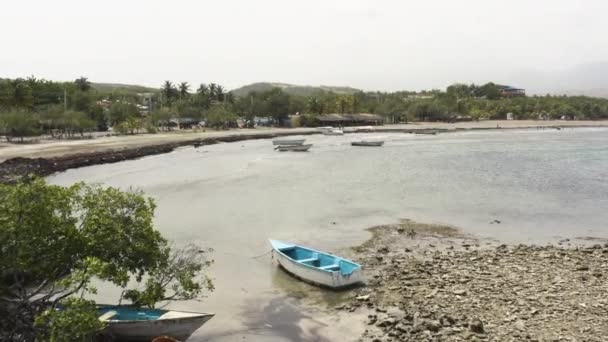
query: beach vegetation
0 178 214 341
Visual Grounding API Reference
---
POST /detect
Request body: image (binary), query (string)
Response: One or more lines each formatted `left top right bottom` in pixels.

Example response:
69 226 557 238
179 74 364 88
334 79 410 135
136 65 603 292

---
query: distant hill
91 83 159 94
230 82 361 97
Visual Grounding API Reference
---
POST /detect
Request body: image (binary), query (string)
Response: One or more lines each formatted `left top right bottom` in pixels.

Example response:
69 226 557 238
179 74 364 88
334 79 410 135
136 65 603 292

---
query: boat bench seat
298 257 319 264
320 264 340 271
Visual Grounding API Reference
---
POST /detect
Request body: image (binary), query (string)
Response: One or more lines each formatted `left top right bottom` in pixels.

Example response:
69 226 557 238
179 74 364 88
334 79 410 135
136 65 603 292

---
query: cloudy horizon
2 0 607 94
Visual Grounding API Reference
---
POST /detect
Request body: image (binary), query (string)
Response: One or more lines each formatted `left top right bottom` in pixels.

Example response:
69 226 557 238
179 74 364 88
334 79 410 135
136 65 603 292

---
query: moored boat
351 140 384 147
275 144 313 152
269 239 363 289
97 305 214 342
272 139 306 146
323 129 344 136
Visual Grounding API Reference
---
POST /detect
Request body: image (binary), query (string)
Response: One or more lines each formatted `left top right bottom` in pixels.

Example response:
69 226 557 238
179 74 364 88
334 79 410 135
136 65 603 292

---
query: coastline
337 220 608 341
1 120 607 183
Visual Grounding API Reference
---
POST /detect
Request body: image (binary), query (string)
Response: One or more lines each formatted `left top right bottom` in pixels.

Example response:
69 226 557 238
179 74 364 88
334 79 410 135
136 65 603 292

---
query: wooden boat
351 140 384 147
317 126 334 132
97 305 214 342
353 126 375 133
269 239 363 289
275 144 312 152
272 139 306 146
322 129 344 136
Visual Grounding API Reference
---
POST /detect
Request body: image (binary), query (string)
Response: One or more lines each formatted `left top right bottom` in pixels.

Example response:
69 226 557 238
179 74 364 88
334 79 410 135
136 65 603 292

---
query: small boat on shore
269 239 363 289
97 305 214 342
351 140 384 147
323 129 344 136
414 129 443 135
272 139 306 146
275 144 312 152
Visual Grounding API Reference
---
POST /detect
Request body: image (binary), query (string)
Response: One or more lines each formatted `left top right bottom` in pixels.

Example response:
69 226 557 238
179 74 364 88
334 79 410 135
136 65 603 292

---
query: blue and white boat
269 239 363 289
97 305 214 342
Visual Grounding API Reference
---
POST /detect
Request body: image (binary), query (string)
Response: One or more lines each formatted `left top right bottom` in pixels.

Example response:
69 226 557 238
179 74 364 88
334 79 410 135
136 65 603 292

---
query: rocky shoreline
339 220 608 341
0 131 316 183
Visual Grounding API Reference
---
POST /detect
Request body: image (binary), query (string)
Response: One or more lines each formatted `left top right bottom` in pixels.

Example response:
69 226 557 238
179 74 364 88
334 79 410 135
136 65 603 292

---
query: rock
514 320 526 331
356 295 370 301
376 317 396 328
377 247 389 254
453 289 467 296
576 265 590 271
425 320 442 332
470 319 484 333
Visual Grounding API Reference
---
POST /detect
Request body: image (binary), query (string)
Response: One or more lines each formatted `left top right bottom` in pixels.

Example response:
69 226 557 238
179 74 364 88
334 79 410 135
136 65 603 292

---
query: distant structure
499 86 525 98
137 93 155 115
317 113 384 126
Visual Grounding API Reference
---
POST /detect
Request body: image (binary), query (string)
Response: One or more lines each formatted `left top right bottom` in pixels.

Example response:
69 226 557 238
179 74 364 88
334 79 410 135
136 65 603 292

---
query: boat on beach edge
97 305 214 342
269 239 363 289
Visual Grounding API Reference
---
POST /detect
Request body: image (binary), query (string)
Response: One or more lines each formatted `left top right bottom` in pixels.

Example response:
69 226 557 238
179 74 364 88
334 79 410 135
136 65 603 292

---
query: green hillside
230 82 360 97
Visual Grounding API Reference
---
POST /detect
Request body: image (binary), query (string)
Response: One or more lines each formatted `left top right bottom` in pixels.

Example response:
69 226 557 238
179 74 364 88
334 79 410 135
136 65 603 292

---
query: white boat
317 126 334 132
97 305 214 342
323 129 344 136
272 139 306 146
275 144 312 152
354 126 375 133
269 239 363 289
351 140 384 147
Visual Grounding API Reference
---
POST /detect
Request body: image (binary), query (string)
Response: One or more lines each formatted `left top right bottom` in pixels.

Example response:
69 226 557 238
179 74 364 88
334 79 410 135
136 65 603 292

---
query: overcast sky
1 0 607 92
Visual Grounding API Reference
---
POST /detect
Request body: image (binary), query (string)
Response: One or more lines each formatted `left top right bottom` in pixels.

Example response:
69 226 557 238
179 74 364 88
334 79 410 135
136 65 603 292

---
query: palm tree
161 81 177 106
197 84 209 97
216 85 225 102
208 83 218 100
74 77 91 92
178 82 190 99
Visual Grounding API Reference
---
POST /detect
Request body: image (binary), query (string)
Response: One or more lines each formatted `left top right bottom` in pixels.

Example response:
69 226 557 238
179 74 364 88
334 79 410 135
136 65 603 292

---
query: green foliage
161 81 179 106
35 298 104 342
0 179 213 340
0 110 40 142
74 77 92 92
206 106 237 129
108 101 139 126
298 114 320 127
123 244 214 308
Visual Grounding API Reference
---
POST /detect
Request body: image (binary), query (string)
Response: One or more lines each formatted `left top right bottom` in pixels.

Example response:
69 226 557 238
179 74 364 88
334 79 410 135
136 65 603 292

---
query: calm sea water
48 127 608 341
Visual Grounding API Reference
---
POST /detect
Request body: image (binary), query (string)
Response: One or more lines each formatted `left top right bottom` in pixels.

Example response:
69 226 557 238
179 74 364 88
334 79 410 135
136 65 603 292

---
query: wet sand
41 127 608 341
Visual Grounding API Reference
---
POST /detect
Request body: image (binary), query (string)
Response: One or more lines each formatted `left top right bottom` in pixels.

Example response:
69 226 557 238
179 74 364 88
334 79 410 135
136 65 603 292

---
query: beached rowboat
323 129 344 136
269 239 363 289
351 141 384 147
272 139 306 146
97 305 214 342
275 144 312 152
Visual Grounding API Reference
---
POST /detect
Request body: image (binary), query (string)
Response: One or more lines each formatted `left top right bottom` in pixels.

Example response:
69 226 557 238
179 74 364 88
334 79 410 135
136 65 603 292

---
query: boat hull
276 144 312 152
272 139 306 146
323 130 344 136
270 240 363 289
99 308 214 342
351 141 384 146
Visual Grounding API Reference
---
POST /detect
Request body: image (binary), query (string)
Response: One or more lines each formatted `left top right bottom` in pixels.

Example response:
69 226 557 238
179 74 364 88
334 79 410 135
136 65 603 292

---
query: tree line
2 77 608 142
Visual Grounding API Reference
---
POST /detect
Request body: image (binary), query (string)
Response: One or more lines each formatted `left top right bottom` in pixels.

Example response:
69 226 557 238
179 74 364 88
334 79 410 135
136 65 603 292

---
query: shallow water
48 127 608 341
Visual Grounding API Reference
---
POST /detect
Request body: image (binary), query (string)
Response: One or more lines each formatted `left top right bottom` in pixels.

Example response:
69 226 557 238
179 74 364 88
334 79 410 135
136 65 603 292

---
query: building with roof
499 86 525 97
